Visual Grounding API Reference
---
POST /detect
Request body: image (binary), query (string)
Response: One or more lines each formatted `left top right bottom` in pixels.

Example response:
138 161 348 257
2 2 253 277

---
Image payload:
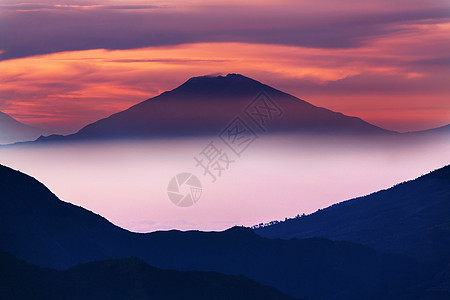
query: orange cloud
0 19 449 134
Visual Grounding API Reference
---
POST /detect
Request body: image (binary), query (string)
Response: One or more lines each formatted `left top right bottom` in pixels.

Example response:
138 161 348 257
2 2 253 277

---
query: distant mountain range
0 111 50 144
255 165 450 263
35 74 395 143
0 251 299 300
405 124 450 137
5 74 448 145
0 164 434 300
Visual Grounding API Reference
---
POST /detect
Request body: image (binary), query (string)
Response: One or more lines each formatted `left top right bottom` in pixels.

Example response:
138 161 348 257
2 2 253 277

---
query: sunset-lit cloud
1 0 448 60
0 0 449 132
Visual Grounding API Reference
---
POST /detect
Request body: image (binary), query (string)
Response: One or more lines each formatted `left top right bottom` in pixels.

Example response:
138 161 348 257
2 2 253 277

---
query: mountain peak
0 111 15 121
0 111 51 145
33 73 392 143
185 73 254 82
173 73 263 95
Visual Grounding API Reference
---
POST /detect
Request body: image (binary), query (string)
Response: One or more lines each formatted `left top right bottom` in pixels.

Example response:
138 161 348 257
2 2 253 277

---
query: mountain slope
37 74 392 142
0 111 49 144
406 124 450 137
255 165 450 262
0 251 299 300
0 164 137 267
0 164 421 300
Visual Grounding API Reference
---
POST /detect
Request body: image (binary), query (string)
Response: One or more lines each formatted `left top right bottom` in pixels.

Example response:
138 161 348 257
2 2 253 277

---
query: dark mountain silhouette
255 165 450 263
420 262 450 300
35 74 393 143
406 124 450 137
0 111 50 144
0 164 135 267
0 164 425 300
0 251 299 300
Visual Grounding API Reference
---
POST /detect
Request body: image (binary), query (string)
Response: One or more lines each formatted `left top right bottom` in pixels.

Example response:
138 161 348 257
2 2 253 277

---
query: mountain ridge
33 73 394 143
0 163 424 300
0 251 300 300
0 111 50 145
255 164 450 262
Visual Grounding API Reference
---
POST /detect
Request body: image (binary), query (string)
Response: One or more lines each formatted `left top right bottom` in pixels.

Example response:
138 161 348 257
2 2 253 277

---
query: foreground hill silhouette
0 111 49 145
36 74 392 143
0 164 427 300
255 165 450 263
0 251 299 300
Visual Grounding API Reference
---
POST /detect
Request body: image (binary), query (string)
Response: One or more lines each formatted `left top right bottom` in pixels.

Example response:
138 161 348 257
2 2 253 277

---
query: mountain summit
0 111 50 144
37 74 392 142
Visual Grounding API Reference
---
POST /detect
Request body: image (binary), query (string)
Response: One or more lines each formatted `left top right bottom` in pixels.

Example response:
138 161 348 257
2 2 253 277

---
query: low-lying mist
0 134 449 232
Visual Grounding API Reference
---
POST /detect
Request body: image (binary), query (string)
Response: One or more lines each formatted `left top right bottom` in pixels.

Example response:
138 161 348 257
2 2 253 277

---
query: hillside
255 165 450 263
0 164 423 300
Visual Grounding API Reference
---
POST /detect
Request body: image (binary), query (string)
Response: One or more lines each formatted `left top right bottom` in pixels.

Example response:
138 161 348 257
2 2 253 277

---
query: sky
0 0 449 133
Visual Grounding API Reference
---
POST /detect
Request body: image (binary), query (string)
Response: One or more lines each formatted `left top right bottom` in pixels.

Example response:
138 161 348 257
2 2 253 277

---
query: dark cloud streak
0 5 448 60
